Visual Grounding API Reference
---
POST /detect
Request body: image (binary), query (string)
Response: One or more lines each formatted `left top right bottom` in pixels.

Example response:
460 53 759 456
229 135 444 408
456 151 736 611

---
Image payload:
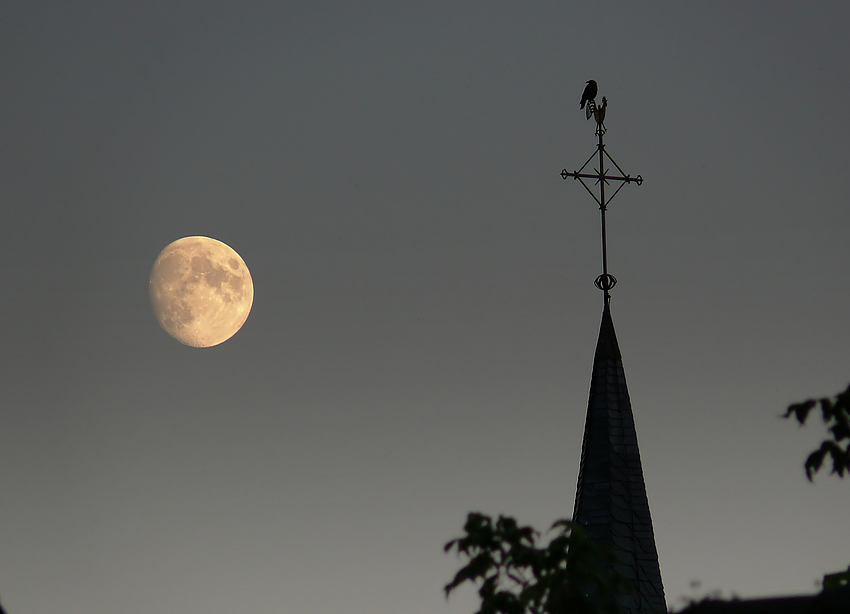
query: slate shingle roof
573 303 666 613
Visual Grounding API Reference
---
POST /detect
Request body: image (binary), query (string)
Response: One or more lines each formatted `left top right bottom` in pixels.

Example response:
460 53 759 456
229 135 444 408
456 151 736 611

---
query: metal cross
561 96 642 304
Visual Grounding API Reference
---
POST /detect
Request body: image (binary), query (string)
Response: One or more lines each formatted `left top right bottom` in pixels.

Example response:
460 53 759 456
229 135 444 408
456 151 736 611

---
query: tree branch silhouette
444 512 630 614
784 383 850 480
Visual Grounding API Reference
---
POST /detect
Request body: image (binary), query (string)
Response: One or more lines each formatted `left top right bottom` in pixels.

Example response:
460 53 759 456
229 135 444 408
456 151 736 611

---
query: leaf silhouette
785 384 850 480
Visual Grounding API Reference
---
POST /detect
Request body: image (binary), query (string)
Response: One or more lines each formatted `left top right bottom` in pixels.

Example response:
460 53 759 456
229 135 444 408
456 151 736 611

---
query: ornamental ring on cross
594 274 617 291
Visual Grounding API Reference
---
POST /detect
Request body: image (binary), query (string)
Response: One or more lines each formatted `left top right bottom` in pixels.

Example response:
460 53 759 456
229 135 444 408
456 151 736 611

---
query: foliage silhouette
784 382 850 480
783 383 850 596
444 512 631 614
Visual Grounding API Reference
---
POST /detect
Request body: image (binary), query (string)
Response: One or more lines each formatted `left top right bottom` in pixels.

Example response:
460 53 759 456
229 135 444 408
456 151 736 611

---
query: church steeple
572 303 666 612
562 86 665 613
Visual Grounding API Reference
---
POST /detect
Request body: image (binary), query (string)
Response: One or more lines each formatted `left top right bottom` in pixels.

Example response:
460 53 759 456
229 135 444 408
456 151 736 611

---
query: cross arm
560 169 643 185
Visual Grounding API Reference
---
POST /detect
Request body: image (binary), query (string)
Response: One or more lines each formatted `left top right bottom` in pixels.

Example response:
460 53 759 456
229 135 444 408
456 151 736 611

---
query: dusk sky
1 3 849 613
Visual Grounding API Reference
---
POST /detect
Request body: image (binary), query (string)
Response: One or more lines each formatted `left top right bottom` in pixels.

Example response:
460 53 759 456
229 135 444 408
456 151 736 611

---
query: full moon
149 236 254 348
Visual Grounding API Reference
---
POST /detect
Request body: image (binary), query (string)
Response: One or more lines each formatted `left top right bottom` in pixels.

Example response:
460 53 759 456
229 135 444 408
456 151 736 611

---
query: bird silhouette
580 80 597 110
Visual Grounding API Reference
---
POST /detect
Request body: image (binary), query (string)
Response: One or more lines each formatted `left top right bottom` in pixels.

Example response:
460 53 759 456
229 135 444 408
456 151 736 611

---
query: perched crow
580 80 597 109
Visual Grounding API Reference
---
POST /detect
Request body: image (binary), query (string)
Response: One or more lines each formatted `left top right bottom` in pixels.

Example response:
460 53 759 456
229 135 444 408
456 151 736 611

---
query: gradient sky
2 2 849 613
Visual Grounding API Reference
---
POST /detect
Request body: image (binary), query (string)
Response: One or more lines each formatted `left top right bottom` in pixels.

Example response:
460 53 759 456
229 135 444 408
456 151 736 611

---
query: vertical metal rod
598 128 608 302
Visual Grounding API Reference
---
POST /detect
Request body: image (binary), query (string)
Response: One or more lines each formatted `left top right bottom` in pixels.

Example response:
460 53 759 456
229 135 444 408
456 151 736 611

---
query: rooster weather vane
562 80 642 304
